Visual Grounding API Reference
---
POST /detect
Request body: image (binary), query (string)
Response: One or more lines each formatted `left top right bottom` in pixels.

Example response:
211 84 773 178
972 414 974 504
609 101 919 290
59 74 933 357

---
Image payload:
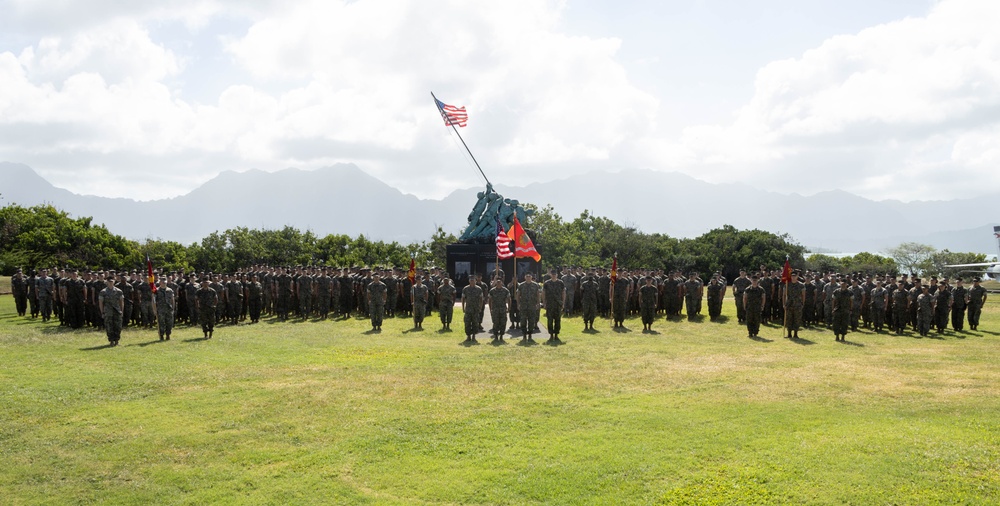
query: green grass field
2 294 999 505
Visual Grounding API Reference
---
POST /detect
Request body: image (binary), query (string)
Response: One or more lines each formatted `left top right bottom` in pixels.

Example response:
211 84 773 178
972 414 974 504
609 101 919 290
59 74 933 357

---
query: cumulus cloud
667 0 1000 200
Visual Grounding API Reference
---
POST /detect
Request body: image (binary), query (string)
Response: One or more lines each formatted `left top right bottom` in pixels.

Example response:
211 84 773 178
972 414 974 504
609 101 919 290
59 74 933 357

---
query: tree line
0 203 984 280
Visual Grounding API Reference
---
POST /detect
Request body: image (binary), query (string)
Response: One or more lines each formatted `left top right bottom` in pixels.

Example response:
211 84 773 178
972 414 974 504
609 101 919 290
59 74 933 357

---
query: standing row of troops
9 264 989 345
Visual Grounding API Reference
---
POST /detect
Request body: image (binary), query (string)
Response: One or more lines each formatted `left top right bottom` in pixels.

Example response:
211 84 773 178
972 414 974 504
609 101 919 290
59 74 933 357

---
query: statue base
446 243 542 288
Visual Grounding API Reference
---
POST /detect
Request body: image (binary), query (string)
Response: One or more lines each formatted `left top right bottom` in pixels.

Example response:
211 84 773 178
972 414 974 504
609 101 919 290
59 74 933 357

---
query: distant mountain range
1 162 997 255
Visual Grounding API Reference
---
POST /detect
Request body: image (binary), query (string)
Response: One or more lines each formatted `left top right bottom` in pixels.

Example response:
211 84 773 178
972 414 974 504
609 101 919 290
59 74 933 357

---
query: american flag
496 220 514 259
435 97 468 127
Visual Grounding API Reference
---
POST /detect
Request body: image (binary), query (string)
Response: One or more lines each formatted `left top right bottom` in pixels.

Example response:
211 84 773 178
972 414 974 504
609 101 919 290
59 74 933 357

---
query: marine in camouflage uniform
916 286 935 337
831 280 852 341
153 279 175 340
561 269 577 316
967 279 987 331
487 279 510 340
35 269 55 322
822 277 837 327
611 274 630 327
195 280 218 338
598 270 611 318
275 270 293 321
706 275 724 321
542 270 565 340
951 279 968 331
98 278 124 346
11 269 28 316
366 274 387 331
517 273 541 341
848 278 864 331
579 269 599 330
437 277 456 329
638 276 658 331
296 272 313 320
462 278 484 341
743 277 766 337
933 281 952 334
732 270 751 323
247 275 263 323
869 281 888 332
411 275 429 329
683 273 703 321
891 280 909 334
783 272 805 338
184 275 198 326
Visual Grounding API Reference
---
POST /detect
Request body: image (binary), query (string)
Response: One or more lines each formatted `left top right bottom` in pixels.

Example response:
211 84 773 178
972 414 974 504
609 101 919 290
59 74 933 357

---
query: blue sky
1 0 995 202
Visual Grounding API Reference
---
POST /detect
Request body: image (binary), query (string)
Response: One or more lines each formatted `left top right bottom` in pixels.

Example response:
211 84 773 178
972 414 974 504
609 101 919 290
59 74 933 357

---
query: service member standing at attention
683 272 703 321
153 278 175 341
462 276 484 342
411 274 429 330
366 274 387 332
892 279 909 334
579 268 599 330
732 270 751 324
950 278 968 331
195 279 218 339
98 276 125 346
831 278 852 341
487 278 510 341
542 269 566 341
967 278 987 331
916 284 936 337
638 276 658 332
743 275 766 338
706 274 724 321
11 269 28 317
517 273 542 342
783 271 805 339
35 268 55 322
437 276 456 330
869 280 888 333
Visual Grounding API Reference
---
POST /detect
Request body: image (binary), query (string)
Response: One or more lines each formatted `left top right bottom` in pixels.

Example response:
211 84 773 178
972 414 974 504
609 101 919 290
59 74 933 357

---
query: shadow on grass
710 315 730 324
544 338 565 346
687 315 706 323
582 328 599 334
363 328 382 335
402 327 425 334
79 343 114 351
516 337 538 347
489 338 508 346
749 335 773 343
613 326 632 333
436 327 453 334
838 340 865 347
642 328 661 335
134 339 166 347
182 337 209 343
788 336 816 345
461 338 481 347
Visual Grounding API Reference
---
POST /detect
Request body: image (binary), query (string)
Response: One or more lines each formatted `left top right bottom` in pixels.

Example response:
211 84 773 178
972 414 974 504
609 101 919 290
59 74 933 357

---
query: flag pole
431 92 491 187
783 255 789 335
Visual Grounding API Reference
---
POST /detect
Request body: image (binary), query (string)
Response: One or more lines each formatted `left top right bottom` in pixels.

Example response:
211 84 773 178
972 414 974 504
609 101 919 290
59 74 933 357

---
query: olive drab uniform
438 281 456 328
968 284 987 330
463 283 484 339
732 275 751 323
639 282 658 327
743 285 765 337
892 286 909 334
99 285 124 345
488 284 510 338
411 282 429 327
154 286 175 340
832 285 852 339
706 279 724 321
683 277 702 321
869 285 887 332
916 291 935 336
367 279 387 330
579 273 599 329
542 277 565 338
951 284 967 331
784 280 805 332
247 280 263 323
196 285 218 337
517 280 541 338
12 273 28 316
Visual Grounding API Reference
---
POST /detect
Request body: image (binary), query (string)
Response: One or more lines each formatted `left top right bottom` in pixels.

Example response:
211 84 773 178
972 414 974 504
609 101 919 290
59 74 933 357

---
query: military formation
7 263 991 346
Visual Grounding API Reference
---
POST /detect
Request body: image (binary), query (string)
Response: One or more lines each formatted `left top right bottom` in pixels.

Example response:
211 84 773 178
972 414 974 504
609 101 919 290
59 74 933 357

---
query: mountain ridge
1 162 996 254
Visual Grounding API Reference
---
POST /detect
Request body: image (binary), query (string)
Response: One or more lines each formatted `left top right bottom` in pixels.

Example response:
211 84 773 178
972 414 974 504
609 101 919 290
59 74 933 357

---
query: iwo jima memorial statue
432 92 542 288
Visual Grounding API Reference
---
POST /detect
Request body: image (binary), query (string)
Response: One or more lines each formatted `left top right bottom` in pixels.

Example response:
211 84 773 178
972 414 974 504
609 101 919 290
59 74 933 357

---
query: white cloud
668 0 1000 199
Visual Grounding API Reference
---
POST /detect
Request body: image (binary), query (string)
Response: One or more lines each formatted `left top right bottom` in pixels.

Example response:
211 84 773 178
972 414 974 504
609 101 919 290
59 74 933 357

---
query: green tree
918 250 987 277
886 242 936 275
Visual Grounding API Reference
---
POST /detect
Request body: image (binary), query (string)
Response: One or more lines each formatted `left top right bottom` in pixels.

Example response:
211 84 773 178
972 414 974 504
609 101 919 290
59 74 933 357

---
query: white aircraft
944 225 1000 280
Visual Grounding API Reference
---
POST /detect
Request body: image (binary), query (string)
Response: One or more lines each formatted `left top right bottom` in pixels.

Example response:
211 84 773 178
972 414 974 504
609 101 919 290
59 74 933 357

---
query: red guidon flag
146 254 158 293
408 257 416 284
610 254 618 285
508 215 541 262
780 257 792 284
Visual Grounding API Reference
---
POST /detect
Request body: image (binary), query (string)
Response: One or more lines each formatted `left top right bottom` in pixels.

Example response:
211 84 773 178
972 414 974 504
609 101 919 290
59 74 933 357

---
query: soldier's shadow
79 343 114 351
749 335 773 343
613 326 631 333
641 329 661 335
583 328 599 334
461 338 481 347
489 338 508 346
436 328 453 334
182 337 209 342
788 336 816 345
711 315 730 324
363 329 382 335
837 339 865 347
543 338 565 346
516 337 538 347
403 327 425 334
135 339 166 347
